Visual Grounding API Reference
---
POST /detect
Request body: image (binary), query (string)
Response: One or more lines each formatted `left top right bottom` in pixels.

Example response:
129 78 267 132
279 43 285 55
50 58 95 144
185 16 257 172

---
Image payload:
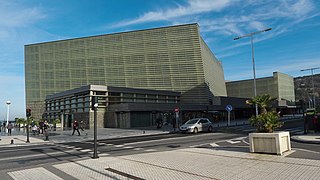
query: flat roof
46 85 181 100
26 23 199 47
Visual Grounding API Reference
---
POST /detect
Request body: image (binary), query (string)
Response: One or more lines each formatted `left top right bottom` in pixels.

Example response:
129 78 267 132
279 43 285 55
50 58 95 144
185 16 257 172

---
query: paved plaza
1 123 320 179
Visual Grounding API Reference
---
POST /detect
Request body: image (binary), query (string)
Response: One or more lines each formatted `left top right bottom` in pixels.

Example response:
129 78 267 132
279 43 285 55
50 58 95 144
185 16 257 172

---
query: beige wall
25 23 227 118
226 72 295 102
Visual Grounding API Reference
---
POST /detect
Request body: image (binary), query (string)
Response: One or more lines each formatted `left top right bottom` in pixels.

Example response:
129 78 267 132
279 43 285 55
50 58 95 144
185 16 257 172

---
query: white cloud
112 0 233 27
0 1 46 29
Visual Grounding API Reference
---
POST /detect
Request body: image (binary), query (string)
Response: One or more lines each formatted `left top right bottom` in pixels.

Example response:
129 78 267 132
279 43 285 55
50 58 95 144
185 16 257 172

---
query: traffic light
26 108 31 117
91 96 98 110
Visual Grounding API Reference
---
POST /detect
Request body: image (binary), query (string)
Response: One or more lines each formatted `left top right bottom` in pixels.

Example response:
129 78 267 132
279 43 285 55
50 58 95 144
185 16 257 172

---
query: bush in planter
249 111 283 133
247 94 283 133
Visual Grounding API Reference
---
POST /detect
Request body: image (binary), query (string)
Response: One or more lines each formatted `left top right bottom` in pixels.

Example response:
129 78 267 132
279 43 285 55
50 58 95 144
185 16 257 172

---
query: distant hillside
294 73 320 107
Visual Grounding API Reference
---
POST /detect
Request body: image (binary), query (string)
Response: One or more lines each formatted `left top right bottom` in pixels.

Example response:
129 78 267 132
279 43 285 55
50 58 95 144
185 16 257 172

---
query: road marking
133 148 143 151
80 149 92 152
144 149 157 152
114 144 124 147
123 146 134 149
0 149 78 162
210 143 220 147
123 133 218 146
227 140 241 144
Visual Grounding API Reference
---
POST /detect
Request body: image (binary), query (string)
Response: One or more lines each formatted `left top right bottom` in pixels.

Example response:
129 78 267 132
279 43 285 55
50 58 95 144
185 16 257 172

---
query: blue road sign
225 105 233 112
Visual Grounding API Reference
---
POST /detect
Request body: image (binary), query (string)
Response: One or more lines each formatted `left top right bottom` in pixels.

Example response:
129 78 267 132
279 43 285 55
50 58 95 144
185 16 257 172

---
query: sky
0 0 319 119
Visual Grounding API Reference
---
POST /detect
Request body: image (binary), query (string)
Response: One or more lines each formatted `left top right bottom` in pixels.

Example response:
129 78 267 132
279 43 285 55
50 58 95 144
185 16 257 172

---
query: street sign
225 105 233 112
225 105 233 126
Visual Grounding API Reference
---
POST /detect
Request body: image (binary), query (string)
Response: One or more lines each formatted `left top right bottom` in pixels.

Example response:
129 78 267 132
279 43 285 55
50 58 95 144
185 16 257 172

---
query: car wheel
193 127 198 134
208 126 213 132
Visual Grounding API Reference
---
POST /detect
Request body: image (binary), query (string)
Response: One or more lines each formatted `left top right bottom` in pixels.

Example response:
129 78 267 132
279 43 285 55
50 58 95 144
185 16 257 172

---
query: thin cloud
111 0 233 28
0 1 46 28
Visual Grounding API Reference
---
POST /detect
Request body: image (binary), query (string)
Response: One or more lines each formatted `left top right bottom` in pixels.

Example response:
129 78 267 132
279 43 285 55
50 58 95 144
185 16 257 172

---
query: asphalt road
0 118 318 178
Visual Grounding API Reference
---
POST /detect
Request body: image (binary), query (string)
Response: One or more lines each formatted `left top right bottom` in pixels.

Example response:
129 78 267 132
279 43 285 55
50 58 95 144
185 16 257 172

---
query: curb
290 136 320 144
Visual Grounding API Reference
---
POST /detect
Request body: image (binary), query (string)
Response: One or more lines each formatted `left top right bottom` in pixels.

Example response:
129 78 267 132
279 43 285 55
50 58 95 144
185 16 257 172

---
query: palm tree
247 94 282 133
246 94 277 114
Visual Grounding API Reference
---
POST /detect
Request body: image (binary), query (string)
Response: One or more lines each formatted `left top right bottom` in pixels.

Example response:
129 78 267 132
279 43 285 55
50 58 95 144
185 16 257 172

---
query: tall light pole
234 28 272 116
301 67 320 109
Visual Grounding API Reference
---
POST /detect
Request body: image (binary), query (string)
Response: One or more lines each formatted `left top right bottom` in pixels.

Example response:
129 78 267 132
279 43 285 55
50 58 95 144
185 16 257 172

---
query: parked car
179 118 213 133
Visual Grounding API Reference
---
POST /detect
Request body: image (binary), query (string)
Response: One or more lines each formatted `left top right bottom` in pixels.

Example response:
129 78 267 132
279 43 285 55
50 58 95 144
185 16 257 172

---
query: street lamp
6 101 11 132
301 67 320 109
234 28 272 116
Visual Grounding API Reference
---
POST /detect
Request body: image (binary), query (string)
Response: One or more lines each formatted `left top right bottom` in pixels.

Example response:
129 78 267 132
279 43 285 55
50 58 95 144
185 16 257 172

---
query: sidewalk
7 147 320 179
2 125 320 179
291 132 320 144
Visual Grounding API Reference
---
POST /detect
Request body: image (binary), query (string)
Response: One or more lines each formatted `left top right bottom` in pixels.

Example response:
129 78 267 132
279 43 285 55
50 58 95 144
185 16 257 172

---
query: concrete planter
249 131 291 155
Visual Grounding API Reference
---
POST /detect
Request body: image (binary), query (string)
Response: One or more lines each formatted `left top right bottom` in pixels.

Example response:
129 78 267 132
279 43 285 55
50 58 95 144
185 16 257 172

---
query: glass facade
45 85 180 122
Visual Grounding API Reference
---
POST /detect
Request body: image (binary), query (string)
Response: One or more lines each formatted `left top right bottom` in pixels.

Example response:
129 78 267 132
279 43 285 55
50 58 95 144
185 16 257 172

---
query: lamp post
234 28 272 116
301 67 320 109
92 96 99 159
6 101 11 132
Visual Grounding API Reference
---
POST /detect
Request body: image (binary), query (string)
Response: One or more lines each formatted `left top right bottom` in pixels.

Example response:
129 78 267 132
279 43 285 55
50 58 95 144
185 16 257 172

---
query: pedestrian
39 121 44 134
80 120 84 131
2 122 6 132
313 115 319 133
7 122 13 135
172 117 177 132
72 120 80 136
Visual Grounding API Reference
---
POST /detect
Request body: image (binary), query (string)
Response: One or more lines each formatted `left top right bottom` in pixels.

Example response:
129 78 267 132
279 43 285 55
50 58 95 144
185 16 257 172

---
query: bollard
11 139 14 144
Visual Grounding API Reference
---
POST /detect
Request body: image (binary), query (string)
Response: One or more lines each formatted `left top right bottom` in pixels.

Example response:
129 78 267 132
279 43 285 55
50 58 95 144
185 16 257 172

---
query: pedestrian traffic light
91 96 98 110
26 108 31 117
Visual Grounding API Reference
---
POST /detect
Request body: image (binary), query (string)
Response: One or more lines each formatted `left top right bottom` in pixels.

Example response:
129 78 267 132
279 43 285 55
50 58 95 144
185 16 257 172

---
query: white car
179 118 213 133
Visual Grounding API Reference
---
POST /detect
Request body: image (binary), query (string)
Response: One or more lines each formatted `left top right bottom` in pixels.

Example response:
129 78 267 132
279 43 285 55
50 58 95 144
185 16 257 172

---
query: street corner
291 133 320 144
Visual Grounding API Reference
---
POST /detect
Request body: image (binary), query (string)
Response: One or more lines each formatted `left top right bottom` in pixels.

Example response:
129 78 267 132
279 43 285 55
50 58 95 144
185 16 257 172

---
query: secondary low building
226 72 295 108
45 85 181 128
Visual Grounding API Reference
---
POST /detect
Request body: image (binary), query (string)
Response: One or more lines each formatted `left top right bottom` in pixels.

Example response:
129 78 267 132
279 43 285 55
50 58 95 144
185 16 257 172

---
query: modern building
226 72 295 107
25 23 227 121
45 85 181 128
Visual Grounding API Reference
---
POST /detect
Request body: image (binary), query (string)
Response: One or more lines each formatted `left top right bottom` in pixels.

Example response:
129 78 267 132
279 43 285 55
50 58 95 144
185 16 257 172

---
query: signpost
225 105 233 126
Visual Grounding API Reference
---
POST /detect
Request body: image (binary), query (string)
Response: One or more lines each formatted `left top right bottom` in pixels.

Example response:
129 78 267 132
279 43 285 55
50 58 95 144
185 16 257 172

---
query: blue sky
0 0 319 118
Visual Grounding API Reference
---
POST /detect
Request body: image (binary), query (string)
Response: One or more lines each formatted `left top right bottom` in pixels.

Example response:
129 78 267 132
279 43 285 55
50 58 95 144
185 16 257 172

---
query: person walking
7 122 13 135
72 120 80 136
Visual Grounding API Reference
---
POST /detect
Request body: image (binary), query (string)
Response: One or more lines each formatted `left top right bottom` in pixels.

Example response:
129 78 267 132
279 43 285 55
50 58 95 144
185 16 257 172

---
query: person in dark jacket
72 120 80 136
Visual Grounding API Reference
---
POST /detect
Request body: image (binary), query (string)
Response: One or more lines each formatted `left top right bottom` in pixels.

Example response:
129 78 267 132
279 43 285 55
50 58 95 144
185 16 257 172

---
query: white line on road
0 149 78 162
227 140 241 144
210 143 220 147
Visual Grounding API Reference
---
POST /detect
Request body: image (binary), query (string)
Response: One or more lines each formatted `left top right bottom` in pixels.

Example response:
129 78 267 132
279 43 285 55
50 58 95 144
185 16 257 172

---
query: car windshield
185 119 199 124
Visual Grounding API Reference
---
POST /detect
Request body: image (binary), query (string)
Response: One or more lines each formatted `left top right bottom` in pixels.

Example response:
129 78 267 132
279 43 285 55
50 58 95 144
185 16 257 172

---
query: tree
247 94 283 133
15 118 26 128
246 94 277 114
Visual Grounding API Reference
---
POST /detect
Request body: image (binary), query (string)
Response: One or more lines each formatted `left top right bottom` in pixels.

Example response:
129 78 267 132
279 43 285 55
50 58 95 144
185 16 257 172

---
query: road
0 118 318 179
